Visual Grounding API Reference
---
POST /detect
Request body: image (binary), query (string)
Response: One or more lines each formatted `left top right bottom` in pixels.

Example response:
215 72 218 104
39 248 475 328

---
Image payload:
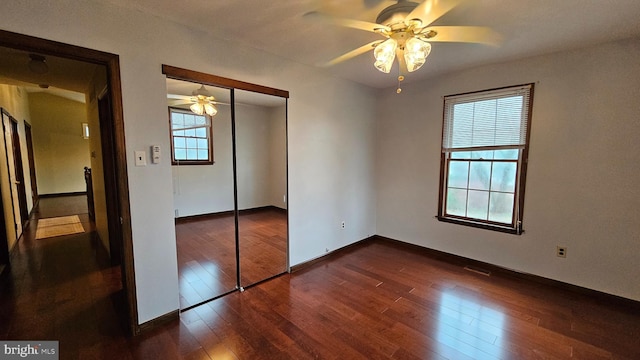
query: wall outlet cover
135 150 147 166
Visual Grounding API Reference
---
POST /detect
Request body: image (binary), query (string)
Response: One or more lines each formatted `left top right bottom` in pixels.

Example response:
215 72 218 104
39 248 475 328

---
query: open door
98 91 122 266
0 180 7 272
10 118 28 226
1 110 22 240
24 122 38 207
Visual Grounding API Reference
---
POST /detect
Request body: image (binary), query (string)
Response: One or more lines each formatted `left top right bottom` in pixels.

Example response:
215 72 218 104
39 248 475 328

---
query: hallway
0 195 129 357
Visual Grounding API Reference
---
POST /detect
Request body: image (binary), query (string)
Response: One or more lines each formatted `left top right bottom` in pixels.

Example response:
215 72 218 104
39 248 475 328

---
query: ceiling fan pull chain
396 74 404 94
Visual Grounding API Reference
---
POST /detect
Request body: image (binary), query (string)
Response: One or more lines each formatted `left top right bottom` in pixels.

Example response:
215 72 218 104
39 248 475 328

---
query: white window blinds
442 84 531 151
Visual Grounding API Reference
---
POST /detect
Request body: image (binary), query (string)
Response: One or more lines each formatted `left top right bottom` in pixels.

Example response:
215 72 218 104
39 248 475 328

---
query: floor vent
464 265 491 276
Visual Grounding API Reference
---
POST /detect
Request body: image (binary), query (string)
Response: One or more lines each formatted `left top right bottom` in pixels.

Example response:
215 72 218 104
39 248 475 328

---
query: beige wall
28 92 90 195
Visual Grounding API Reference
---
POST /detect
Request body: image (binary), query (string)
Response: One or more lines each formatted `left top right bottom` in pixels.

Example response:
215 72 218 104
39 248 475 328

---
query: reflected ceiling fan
310 0 501 92
167 85 229 117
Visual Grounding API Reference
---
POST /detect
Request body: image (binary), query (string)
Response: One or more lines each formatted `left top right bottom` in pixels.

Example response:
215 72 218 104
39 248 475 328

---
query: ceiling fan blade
305 11 390 33
167 93 190 100
420 26 502 46
168 99 192 106
405 0 461 27
321 40 384 67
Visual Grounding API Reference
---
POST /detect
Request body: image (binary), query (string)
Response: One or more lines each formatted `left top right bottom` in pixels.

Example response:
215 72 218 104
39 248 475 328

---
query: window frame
437 83 535 234
168 107 214 166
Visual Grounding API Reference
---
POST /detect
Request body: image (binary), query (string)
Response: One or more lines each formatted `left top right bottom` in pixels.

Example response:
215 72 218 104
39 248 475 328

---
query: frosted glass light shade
374 39 397 73
404 37 431 72
190 102 204 115
204 103 217 116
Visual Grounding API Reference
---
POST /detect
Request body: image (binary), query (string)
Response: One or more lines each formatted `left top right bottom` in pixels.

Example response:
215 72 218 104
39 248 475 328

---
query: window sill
171 160 214 166
436 216 523 235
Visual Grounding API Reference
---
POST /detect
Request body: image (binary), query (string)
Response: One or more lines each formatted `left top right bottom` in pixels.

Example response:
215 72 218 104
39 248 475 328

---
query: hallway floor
0 195 130 358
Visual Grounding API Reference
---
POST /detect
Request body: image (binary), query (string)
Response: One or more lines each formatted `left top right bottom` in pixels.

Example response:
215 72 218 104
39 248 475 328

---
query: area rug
35 215 85 239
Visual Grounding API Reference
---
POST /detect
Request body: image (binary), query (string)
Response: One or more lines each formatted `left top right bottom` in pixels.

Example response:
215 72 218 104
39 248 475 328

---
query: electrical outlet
556 246 567 258
341 221 345 229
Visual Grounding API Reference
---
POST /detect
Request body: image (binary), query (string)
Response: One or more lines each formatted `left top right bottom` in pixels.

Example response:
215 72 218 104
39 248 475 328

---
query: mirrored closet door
235 89 288 288
164 66 289 310
168 79 238 309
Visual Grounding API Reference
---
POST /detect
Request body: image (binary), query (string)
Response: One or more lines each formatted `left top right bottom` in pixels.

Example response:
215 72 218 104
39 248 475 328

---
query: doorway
0 30 138 335
164 65 289 310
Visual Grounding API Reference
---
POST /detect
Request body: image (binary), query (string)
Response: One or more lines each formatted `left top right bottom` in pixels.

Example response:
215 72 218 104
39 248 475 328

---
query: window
82 123 89 139
169 108 213 165
438 84 534 234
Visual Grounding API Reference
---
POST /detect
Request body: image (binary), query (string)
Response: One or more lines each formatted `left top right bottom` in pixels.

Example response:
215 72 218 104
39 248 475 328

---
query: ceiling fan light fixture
188 85 218 116
374 39 398 73
204 102 217 116
404 37 431 72
189 96 217 117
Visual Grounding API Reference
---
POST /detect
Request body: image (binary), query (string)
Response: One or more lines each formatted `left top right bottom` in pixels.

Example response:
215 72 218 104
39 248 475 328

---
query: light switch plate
135 150 147 166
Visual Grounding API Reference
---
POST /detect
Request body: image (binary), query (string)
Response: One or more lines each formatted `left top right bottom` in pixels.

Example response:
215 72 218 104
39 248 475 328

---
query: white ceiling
102 0 640 89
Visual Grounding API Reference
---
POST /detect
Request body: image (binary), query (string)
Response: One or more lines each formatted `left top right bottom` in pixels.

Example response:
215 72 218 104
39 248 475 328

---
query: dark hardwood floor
176 213 238 308
2 196 639 359
176 208 287 308
238 208 288 285
0 195 130 358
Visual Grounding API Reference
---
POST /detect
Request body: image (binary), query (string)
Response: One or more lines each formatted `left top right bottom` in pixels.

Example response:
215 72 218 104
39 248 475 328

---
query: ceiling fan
309 0 501 92
167 84 228 117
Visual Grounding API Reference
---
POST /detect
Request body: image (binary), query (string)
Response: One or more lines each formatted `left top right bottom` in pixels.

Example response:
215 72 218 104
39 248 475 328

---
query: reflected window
169 108 213 165
438 84 534 234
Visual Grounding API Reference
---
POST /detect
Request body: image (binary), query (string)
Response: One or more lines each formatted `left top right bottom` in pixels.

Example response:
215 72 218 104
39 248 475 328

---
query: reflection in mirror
167 78 238 309
235 89 288 287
